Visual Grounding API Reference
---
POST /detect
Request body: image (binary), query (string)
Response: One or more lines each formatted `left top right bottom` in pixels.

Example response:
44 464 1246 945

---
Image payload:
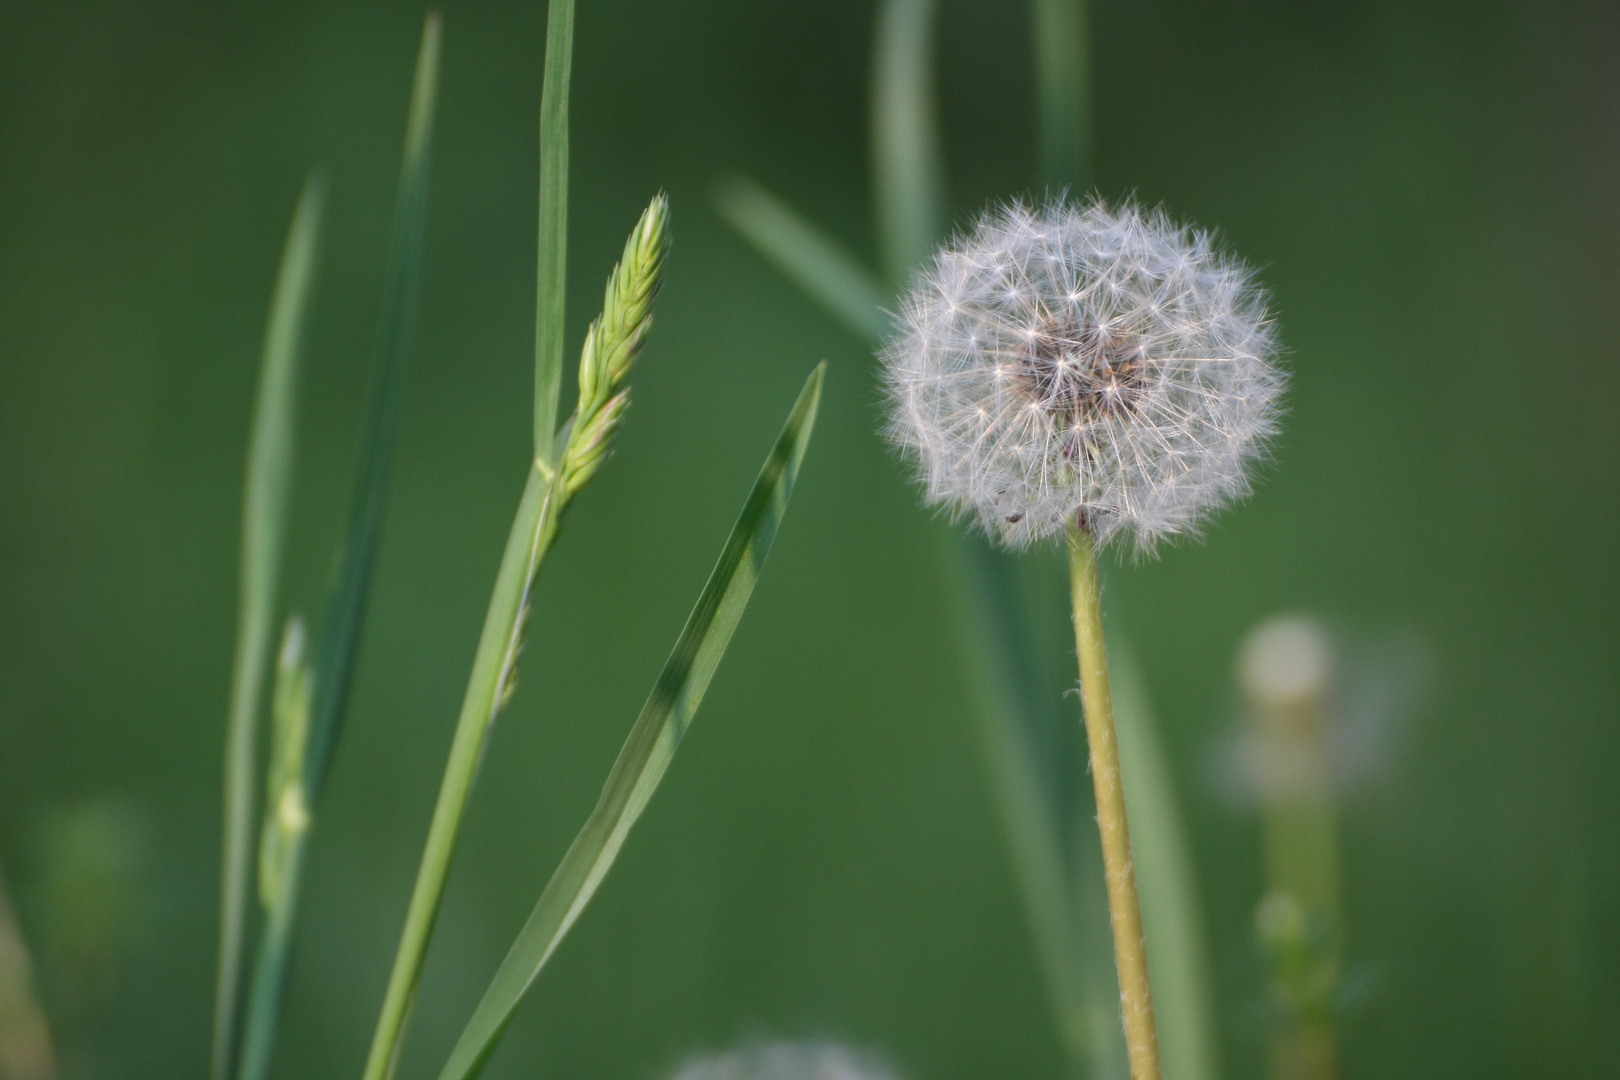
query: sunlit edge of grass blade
532 0 574 461
1111 637 1222 1080
212 172 325 1080
712 175 889 344
872 0 946 284
229 18 440 1080
434 364 824 1080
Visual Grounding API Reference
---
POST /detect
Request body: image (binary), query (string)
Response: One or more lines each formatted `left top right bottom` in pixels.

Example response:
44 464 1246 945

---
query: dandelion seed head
669 1042 900 1080
881 198 1284 551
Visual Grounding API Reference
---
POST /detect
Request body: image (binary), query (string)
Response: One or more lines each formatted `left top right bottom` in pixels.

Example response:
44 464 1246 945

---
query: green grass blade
212 172 324 1080
532 0 574 462
303 12 441 799
1032 0 1092 193
871 0 946 283
712 175 889 344
1111 639 1222 1080
228 20 439 1080
434 365 825 1080
948 535 1126 1080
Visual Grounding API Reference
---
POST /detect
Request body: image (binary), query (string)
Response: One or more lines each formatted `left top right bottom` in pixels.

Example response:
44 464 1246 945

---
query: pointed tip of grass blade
432 363 825 1080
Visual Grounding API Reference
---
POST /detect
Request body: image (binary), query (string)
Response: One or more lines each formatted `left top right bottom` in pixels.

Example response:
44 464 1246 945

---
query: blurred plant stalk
0 867 56 1080
1239 617 1343 1080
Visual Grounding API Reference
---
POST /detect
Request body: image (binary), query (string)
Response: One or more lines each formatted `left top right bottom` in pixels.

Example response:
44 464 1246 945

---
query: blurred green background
1 1 1616 1078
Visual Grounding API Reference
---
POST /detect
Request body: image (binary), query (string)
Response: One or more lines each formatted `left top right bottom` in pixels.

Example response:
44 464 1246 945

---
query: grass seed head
881 197 1283 552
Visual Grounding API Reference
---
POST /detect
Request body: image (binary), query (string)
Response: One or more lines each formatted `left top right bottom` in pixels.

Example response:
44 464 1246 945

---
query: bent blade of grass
1111 638 1221 1080
435 365 824 1080
212 172 325 1080
872 0 946 283
712 175 889 344
231 19 440 1080
532 0 574 461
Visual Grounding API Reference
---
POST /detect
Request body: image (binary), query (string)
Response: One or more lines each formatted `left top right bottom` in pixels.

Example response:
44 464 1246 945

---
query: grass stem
1068 526 1161 1080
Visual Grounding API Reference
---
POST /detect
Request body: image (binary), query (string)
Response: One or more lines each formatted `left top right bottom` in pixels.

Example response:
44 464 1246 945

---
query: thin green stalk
361 196 668 1080
213 172 325 1080
1033 0 1092 193
532 0 574 461
872 0 945 283
1068 527 1160 1080
229 19 440 1080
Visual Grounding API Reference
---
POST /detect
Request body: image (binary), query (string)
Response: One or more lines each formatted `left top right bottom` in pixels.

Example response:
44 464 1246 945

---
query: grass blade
212 172 324 1080
230 20 440 1080
1032 0 1092 194
304 12 442 799
0 861 58 1080
434 365 825 1080
871 0 946 283
532 0 574 461
712 175 889 344
1112 639 1222 1080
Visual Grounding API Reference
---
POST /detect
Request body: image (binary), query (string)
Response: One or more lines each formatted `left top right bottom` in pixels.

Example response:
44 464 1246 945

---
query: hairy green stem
1068 527 1160 1080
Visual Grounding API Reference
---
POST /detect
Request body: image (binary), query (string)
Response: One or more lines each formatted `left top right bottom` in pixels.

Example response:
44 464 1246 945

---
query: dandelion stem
1067 525 1161 1080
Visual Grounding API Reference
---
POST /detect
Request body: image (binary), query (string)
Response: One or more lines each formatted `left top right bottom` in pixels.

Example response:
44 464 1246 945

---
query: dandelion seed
882 198 1283 552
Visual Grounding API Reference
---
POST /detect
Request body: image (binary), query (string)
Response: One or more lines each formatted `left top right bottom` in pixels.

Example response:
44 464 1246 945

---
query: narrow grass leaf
1111 638 1222 1080
532 0 574 461
1032 0 1092 194
435 364 825 1080
230 20 440 1080
212 172 324 1080
712 175 889 343
872 0 946 282
302 12 441 799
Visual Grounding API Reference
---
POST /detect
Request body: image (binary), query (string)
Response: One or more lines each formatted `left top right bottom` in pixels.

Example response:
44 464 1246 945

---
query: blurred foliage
0 1 1616 1079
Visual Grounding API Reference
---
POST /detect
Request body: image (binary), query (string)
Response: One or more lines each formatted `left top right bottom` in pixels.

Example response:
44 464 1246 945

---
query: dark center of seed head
1017 317 1148 421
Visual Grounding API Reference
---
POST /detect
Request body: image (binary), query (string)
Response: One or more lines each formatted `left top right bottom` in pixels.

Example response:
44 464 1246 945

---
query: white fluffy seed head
669 1042 900 1080
881 198 1284 552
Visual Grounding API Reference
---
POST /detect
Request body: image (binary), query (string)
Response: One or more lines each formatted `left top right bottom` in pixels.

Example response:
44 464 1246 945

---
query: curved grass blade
532 0 574 461
435 364 824 1080
1111 639 1221 1080
212 172 324 1080
872 0 946 283
712 175 889 344
231 19 441 1080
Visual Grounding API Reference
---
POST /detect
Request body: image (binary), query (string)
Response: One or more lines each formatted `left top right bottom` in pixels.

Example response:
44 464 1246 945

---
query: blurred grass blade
713 175 889 344
872 0 945 282
0 863 58 1080
231 19 440 1080
435 365 825 1080
948 535 1126 1080
304 11 441 799
532 0 574 461
212 172 324 1080
1033 0 1092 193
1111 638 1221 1080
